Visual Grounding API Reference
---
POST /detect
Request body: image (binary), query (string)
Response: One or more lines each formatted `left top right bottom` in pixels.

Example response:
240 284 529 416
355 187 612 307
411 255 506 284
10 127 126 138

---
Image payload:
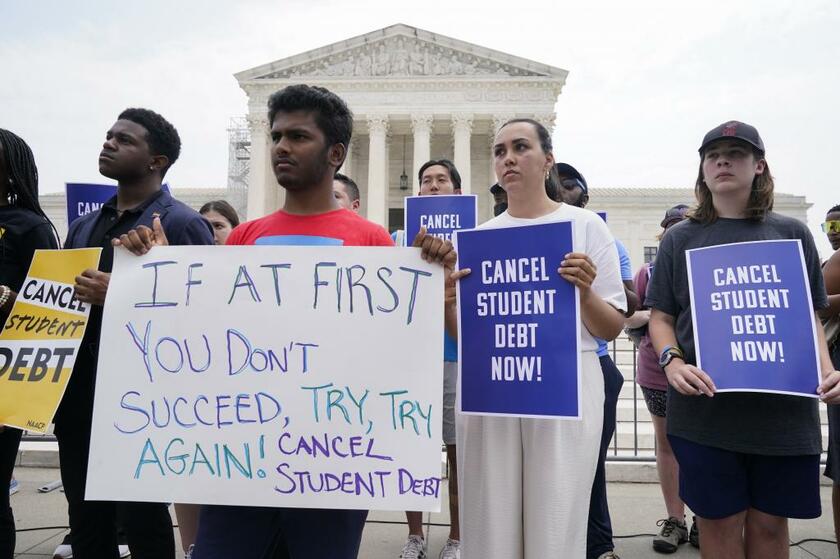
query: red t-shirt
226 208 394 247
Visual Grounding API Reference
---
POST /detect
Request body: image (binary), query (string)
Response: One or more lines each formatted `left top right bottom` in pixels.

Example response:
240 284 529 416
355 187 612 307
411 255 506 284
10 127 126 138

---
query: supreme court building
235 23 567 227
38 24 812 269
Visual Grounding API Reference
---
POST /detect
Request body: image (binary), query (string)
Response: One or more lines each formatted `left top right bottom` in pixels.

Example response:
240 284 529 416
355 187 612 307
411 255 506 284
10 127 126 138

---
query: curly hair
118 108 181 176
267 85 353 155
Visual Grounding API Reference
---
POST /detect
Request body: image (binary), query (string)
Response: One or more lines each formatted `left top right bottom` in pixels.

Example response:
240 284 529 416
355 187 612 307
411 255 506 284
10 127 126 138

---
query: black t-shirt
646 212 828 456
77 191 165 357
0 205 58 293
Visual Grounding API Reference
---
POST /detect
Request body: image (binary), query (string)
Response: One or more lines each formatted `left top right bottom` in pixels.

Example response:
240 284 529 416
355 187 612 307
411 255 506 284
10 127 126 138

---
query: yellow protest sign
0 248 101 432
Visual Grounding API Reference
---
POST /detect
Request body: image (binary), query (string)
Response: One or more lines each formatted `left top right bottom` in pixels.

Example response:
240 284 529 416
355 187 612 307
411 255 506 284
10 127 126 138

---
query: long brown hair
199 199 240 228
688 148 774 224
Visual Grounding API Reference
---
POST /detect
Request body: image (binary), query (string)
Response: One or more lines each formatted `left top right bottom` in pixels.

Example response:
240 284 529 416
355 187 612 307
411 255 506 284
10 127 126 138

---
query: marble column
490 114 514 188
342 138 354 178
488 132 497 188
366 115 389 226
452 113 473 194
410 114 433 189
245 115 273 219
534 112 557 134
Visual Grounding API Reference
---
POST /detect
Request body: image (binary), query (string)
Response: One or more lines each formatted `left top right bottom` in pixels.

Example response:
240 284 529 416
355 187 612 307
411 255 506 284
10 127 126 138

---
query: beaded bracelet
0 285 10 308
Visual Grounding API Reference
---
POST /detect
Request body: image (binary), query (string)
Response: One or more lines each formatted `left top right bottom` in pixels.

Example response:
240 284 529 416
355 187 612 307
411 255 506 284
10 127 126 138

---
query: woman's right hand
446 269 471 306
664 361 716 397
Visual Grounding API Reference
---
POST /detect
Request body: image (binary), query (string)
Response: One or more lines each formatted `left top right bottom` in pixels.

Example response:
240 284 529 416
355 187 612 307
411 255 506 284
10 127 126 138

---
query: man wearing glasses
822 204 840 556
824 206 840 253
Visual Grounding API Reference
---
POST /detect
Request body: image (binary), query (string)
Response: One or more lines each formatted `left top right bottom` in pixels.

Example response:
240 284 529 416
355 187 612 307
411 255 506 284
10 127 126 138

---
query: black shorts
641 386 667 418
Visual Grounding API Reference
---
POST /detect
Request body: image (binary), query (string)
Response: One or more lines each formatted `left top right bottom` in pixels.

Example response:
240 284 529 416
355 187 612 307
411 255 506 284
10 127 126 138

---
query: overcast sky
2 0 838 255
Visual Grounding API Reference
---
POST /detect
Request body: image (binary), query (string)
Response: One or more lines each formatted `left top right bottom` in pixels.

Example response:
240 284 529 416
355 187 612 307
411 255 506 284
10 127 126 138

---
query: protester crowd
2 83 840 559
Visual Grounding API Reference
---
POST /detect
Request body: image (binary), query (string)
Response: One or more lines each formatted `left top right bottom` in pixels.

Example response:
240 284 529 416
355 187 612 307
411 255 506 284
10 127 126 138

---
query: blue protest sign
66 183 172 225
65 183 117 225
596 211 607 223
403 195 477 247
687 239 821 397
455 221 580 418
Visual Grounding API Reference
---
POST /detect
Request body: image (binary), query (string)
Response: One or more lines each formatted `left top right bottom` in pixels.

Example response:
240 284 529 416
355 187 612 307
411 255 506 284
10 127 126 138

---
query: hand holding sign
113 216 169 255
74 269 110 306
687 240 822 397
412 226 456 268
559 252 597 290
818 370 840 403
446 268 471 307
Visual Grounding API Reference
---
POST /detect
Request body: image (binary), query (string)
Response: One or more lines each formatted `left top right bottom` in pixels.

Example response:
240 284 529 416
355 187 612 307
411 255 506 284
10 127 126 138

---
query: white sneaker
118 544 130 557
400 535 427 559
438 538 460 559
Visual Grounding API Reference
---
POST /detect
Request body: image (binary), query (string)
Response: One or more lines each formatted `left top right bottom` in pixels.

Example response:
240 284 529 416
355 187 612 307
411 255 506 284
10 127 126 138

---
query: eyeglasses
560 178 584 190
822 220 840 234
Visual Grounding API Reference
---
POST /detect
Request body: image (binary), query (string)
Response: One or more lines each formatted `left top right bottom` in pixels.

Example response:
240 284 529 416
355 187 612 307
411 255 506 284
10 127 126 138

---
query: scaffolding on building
226 116 250 218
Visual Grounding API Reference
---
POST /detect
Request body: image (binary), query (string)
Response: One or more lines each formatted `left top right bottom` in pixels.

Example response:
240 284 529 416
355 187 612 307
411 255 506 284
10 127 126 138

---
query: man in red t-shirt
116 84 455 559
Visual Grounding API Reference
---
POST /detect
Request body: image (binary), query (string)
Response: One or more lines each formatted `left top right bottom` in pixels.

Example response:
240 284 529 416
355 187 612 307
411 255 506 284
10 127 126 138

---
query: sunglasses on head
560 178 584 190
822 220 840 234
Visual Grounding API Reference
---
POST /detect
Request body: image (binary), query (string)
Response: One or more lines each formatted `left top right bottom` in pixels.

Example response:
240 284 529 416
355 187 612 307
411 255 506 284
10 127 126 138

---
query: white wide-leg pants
456 351 604 559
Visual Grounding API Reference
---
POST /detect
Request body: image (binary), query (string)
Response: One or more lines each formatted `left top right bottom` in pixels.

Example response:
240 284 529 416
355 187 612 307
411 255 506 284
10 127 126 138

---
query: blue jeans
586 355 624 558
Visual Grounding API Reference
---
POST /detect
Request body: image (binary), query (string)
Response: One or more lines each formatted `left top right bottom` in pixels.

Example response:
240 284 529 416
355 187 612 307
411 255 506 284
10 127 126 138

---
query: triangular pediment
235 24 567 82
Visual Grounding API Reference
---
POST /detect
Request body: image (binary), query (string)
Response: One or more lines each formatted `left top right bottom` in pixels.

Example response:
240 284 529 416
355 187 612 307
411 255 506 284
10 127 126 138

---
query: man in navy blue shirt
554 163 638 559
58 108 213 559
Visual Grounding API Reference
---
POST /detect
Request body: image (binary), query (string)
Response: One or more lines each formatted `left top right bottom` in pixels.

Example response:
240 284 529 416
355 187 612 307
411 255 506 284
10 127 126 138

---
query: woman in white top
453 119 627 558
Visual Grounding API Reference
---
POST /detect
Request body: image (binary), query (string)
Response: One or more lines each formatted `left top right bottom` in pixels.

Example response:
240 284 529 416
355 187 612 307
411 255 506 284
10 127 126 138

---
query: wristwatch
659 345 685 369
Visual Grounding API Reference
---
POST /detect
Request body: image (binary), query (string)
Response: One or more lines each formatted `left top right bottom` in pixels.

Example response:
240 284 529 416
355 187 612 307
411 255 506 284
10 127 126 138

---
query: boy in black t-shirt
647 121 840 557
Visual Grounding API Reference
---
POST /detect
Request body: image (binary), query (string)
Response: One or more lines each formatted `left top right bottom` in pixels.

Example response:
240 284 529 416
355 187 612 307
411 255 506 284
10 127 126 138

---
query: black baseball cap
698 121 765 155
661 204 689 228
555 163 588 194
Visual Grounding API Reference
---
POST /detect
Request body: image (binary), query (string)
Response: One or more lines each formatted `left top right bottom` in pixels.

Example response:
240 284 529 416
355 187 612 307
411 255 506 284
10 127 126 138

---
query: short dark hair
199 199 240 228
267 85 353 154
118 108 181 176
498 118 558 199
418 159 461 189
334 173 360 201
828 204 840 215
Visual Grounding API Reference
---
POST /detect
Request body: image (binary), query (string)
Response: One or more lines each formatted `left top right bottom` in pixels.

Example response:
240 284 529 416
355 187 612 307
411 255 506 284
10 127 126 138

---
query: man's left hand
74 269 111 306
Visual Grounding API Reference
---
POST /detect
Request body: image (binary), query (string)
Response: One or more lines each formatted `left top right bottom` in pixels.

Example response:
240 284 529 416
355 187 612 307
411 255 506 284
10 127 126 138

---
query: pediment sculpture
257 37 545 79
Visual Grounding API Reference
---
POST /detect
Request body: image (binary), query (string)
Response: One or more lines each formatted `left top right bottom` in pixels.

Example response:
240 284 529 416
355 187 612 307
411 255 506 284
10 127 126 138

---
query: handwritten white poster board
86 246 444 512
